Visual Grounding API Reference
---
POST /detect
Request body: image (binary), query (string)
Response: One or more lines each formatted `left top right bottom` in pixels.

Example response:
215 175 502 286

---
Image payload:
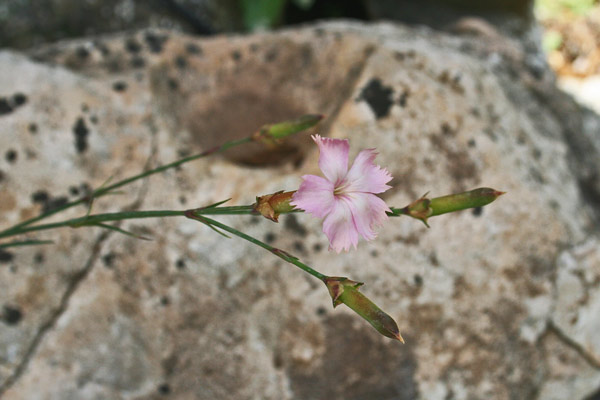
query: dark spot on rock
414 274 423 286
179 196 186 205
175 258 186 269
145 32 168 53
358 78 394 119
175 55 187 69
312 243 322 253
43 196 68 214
5 149 17 163
284 215 307 237
69 186 79 196
185 42 202 55
468 139 476 147
293 157 303 169
316 306 327 316
102 252 116 268
75 46 89 59
162 354 178 376
264 232 276 243
0 250 14 263
472 206 483 216
398 90 409 107
2 305 22 325
265 48 278 62
394 51 406 61
530 167 545 184
125 38 142 53
106 58 122 73
441 122 454 136
13 93 27 107
94 40 111 56
177 149 191 158
158 383 171 395
112 81 128 92
130 56 146 68
167 78 179 91
532 148 542 160
231 50 242 61
0 98 13 115
370 249 379 257
438 70 449 82
34 252 45 264
160 296 170 306
73 117 90 153
273 352 284 369
314 28 325 37
0 169 4 181
438 70 464 94
89 115 98 124
28 123 38 134
31 190 49 204
81 103 89 113
293 241 305 253
429 252 439 267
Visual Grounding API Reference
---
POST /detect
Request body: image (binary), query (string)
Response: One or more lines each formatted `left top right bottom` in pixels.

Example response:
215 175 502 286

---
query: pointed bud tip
396 332 405 344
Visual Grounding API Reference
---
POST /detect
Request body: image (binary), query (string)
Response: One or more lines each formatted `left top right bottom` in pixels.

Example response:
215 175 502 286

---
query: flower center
334 181 349 196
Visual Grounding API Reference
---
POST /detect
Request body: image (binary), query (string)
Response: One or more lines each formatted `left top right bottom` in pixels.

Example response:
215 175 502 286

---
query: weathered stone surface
1 21 600 399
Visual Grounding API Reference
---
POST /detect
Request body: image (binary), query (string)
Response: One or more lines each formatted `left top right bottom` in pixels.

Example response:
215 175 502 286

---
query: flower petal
345 149 392 194
291 175 335 219
313 134 349 184
322 198 359 253
344 192 390 241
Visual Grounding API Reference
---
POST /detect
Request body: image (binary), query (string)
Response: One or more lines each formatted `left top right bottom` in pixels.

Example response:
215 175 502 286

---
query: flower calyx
323 276 404 343
253 191 296 222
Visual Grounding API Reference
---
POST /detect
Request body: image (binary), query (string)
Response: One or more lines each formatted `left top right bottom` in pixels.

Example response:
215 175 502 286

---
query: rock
1 21 600 399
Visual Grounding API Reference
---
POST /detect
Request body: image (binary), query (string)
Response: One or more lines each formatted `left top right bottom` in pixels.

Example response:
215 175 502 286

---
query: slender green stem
0 201 407 242
0 137 252 237
2 210 186 237
186 212 327 281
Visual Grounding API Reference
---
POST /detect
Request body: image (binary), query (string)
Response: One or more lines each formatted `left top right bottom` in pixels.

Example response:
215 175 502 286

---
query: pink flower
291 135 392 253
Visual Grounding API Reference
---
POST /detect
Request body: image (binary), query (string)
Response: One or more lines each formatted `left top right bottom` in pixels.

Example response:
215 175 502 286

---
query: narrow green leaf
0 240 54 248
95 223 152 241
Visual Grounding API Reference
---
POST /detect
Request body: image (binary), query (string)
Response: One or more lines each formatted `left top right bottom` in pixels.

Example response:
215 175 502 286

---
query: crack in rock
0 130 158 395
0 231 109 396
547 321 600 370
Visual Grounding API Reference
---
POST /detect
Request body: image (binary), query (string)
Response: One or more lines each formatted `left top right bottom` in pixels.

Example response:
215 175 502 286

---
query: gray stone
1 21 600 399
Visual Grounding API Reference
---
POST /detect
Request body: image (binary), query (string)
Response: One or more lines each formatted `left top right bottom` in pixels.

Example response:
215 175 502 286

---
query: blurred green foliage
241 0 315 31
536 0 597 18
542 29 563 51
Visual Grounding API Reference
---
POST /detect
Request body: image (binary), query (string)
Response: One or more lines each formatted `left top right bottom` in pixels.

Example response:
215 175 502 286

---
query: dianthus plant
0 115 503 342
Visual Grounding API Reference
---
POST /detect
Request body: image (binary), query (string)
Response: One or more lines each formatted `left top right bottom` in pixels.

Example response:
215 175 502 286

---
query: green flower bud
429 187 505 216
324 277 404 343
253 114 324 146
390 187 505 226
